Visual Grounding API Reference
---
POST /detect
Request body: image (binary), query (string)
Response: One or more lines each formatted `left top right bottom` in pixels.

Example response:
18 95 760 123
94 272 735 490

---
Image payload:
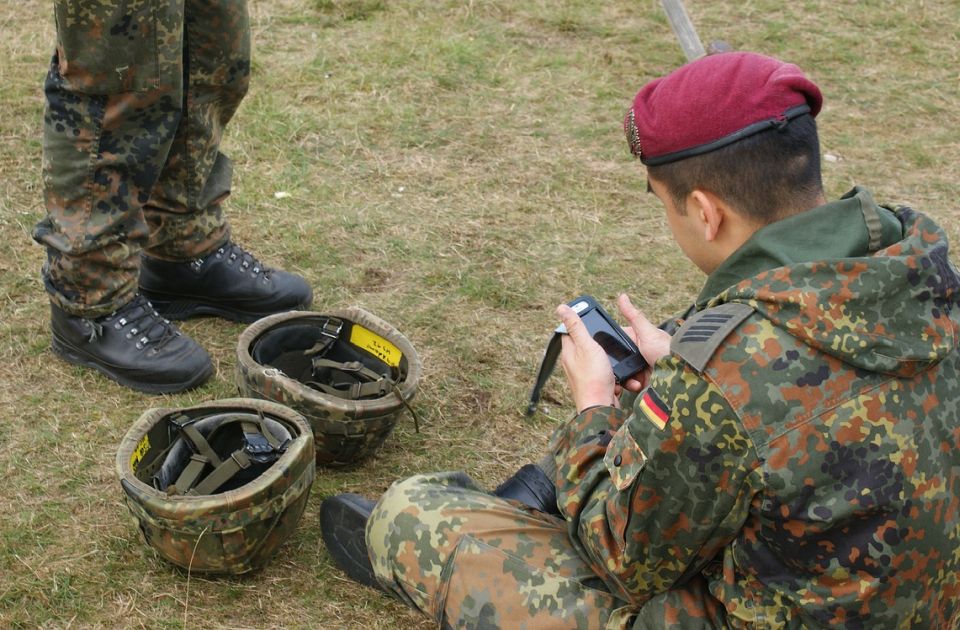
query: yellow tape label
350 325 402 367
130 434 150 473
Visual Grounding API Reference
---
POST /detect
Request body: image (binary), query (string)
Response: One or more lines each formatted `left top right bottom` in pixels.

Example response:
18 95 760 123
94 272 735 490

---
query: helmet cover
236 308 422 467
116 398 315 574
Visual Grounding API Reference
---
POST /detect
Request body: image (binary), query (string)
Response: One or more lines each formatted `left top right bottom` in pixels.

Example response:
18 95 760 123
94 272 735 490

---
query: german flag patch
638 388 670 431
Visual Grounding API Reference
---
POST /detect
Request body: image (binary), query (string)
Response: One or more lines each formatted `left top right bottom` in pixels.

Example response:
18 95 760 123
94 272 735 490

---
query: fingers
558 328 574 358
617 293 648 329
557 314 617 412
617 292 641 320
617 293 674 364
557 326 587 371
556 304 591 344
617 293 657 339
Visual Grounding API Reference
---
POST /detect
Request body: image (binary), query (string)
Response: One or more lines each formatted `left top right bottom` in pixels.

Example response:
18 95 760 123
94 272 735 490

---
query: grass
1 0 958 627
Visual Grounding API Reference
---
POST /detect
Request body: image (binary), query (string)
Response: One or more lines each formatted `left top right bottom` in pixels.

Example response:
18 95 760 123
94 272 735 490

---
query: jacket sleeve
549 356 763 605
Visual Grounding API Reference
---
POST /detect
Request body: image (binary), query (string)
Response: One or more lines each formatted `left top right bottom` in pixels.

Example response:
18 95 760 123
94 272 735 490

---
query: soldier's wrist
576 403 613 415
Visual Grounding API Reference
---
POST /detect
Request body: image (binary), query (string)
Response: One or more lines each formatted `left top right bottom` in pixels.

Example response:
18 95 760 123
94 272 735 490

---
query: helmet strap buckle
168 453 210 495
230 449 253 471
303 318 345 359
320 318 343 339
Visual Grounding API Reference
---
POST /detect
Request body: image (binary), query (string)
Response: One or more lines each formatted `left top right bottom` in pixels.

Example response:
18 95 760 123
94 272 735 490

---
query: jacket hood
707 188 959 377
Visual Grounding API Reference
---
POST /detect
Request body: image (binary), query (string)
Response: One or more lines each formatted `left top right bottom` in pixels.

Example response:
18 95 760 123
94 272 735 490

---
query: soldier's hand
617 293 672 392
556 303 618 414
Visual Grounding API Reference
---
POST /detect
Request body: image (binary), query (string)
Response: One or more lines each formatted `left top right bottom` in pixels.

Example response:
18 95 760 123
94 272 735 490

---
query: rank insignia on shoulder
638 388 670 431
671 302 755 373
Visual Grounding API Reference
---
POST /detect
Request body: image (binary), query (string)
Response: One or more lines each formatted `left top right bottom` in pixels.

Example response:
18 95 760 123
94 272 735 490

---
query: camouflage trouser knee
34 0 250 316
365 472 638 629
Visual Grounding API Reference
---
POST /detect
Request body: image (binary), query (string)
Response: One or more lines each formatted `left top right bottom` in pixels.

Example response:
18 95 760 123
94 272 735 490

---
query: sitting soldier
321 52 960 628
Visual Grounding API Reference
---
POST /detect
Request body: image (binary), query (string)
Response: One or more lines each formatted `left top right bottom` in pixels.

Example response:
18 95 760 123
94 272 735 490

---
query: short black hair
647 114 823 224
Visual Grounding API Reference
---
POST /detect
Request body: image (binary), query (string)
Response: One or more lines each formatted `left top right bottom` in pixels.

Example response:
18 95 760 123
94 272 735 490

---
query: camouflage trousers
34 0 251 317
365 472 727 629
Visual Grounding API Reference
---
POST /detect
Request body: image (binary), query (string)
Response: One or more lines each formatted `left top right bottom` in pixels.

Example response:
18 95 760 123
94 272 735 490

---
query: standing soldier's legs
365 472 636 629
137 0 312 323
34 0 212 394
141 0 250 260
34 1 310 392
36 0 186 317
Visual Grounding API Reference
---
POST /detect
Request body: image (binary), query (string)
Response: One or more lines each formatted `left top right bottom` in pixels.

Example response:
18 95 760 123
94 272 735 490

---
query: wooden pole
660 0 706 61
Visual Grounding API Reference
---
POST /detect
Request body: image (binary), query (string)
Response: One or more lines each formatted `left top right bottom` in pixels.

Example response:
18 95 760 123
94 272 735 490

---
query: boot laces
211 241 271 280
100 294 181 351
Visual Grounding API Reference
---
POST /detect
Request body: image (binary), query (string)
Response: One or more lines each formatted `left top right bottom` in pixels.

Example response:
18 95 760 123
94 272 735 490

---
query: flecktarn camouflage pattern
36 1 251 316
367 190 960 628
548 192 960 627
366 472 639 629
116 398 315 575
236 308 422 467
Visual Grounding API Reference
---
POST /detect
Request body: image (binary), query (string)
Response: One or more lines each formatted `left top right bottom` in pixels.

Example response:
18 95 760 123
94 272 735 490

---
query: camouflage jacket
550 187 960 628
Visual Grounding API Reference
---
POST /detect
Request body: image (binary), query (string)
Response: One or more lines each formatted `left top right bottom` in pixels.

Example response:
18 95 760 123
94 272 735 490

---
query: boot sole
319 495 382 590
143 294 311 324
51 335 212 395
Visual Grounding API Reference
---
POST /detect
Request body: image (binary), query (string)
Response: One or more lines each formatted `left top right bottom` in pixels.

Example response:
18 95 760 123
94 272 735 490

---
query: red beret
624 52 822 165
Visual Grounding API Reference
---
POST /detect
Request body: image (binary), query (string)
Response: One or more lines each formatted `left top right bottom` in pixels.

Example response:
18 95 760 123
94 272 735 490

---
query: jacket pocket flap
603 425 647 491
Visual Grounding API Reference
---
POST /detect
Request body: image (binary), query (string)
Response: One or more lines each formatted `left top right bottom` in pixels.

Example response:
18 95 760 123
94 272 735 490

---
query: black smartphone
557 295 648 383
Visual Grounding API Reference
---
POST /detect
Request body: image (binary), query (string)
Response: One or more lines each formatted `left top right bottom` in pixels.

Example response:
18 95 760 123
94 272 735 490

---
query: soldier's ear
688 190 724 242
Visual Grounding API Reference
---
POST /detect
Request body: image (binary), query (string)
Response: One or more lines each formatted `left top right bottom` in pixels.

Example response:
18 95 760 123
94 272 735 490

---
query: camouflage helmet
236 308 422 467
115 398 315 574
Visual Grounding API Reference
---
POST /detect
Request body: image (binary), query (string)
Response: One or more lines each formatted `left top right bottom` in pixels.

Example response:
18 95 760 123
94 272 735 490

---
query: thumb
556 304 592 344
618 293 673 365
617 294 657 339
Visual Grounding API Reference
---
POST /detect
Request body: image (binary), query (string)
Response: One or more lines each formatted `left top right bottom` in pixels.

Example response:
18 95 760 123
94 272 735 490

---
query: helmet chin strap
300 317 398 400
158 412 291 496
308 358 394 399
301 321 420 430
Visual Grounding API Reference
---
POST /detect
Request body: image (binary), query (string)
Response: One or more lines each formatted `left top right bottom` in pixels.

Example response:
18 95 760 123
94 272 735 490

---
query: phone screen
581 310 633 362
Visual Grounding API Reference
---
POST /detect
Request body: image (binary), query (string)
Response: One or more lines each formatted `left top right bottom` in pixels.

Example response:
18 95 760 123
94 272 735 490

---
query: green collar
696 186 903 308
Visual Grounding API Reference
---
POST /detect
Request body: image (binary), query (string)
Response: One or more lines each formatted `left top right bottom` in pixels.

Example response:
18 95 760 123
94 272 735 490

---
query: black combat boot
319 494 384 591
139 241 313 324
492 464 561 516
50 295 213 394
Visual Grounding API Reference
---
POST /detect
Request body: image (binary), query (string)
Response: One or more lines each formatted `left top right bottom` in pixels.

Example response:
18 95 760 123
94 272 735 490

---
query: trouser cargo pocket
436 535 619 630
53 0 163 93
